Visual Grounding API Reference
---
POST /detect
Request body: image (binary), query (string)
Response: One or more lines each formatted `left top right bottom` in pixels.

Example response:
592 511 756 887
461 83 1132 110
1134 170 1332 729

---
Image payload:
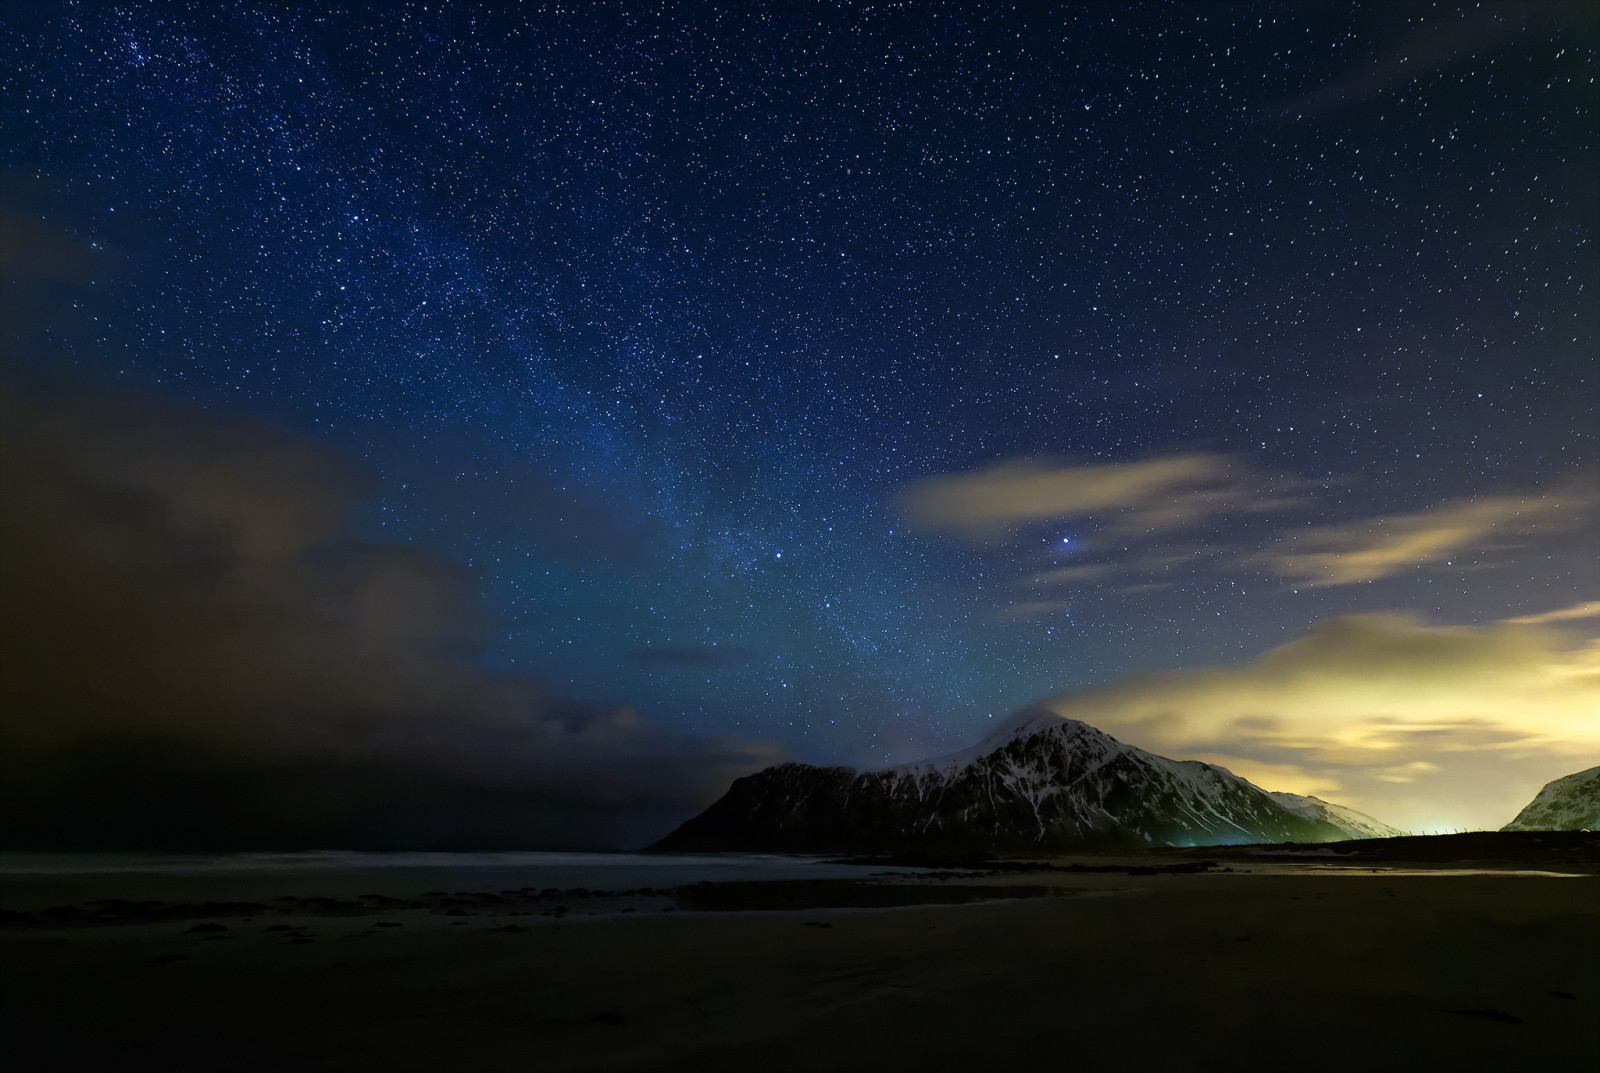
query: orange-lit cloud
1036 613 1600 833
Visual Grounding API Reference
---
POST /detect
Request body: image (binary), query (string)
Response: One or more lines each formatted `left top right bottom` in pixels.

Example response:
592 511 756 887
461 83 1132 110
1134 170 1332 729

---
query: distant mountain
1501 766 1600 832
1267 792 1405 840
651 709 1364 853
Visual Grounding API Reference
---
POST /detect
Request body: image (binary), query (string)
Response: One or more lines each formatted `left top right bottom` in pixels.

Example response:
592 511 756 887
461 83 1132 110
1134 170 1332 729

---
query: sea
0 851 928 911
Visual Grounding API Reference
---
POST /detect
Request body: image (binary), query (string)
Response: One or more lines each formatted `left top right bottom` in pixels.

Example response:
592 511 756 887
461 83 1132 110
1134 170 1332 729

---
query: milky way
4 2 1595 783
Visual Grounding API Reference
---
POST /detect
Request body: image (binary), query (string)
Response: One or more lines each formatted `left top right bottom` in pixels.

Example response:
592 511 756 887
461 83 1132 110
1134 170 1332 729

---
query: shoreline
3 854 1596 1072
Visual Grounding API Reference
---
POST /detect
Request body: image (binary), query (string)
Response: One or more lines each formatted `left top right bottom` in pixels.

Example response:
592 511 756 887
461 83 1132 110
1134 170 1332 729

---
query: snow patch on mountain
1268 792 1404 839
891 708 1086 775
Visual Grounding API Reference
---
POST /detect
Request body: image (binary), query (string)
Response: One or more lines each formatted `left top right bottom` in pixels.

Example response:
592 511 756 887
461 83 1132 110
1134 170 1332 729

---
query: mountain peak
888 708 1109 775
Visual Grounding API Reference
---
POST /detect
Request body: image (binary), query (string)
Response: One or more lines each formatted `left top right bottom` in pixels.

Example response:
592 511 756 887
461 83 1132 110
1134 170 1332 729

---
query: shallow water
1235 864 1587 878
673 880 1072 912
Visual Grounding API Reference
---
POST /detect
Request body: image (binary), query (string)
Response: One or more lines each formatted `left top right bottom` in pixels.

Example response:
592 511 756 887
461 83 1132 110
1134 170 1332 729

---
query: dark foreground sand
4 869 1597 1072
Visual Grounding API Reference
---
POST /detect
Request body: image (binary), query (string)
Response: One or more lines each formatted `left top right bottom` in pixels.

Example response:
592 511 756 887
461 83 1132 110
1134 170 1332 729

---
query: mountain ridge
1501 766 1600 832
652 710 1381 852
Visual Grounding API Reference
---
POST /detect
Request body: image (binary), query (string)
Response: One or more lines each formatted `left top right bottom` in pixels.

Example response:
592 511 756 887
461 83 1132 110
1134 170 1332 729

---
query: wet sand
3 866 1596 1072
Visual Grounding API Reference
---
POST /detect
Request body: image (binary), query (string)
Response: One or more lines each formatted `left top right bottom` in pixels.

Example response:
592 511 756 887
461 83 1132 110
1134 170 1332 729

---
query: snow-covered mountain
1501 766 1600 832
651 709 1363 852
1267 792 1404 840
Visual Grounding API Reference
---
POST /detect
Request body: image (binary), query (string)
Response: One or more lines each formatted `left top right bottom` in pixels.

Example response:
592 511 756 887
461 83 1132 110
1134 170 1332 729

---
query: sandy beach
3 859 1596 1072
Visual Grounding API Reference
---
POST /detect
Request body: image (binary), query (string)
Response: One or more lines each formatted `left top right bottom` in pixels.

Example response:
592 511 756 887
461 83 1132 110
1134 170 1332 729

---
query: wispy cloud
1271 3 1583 118
900 453 1292 540
905 449 1593 605
1025 564 1117 587
993 600 1070 623
1504 600 1600 626
1262 491 1587 587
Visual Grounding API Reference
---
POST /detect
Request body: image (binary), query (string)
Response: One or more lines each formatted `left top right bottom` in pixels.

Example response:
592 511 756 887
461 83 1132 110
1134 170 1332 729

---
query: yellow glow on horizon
1040 612 1600 833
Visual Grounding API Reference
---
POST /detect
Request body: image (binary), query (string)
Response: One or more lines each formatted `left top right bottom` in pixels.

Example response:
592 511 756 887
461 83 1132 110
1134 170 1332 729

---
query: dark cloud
0 208 102 284
626 646 758 668
0 376 779 851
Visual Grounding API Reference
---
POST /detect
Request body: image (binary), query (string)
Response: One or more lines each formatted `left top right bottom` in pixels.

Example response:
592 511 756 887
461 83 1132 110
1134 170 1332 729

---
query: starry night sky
2 2 1597 844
